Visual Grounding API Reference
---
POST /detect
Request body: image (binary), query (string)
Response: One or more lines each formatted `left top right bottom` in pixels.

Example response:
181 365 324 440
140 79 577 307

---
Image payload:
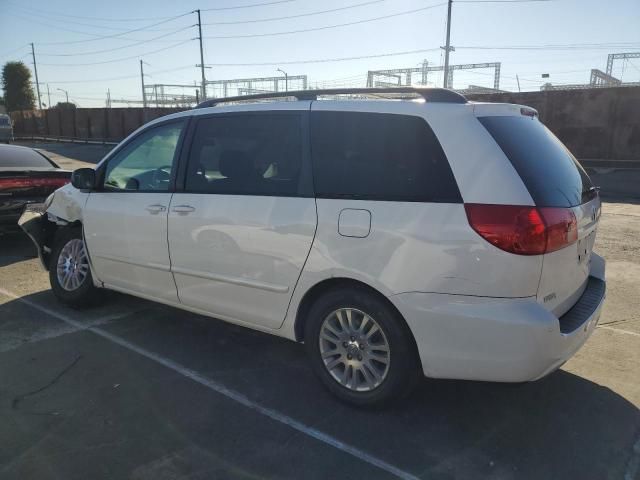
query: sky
0 0 639 107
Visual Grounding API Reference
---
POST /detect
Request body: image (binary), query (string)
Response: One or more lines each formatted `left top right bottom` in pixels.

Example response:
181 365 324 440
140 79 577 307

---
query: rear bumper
390 254 606 382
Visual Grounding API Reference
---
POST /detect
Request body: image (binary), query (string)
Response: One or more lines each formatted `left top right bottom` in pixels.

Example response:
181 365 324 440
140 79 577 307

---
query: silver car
0 114 14 143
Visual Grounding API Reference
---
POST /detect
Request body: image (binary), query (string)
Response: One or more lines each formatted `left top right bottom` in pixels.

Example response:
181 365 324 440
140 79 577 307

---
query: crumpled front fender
19 207 57 270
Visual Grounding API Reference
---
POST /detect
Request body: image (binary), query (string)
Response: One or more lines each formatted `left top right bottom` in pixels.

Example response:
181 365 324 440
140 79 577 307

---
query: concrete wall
11 86 640 160
466 86 640 160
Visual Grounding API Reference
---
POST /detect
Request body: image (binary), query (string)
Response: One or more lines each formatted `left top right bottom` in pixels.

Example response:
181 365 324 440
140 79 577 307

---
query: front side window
104 121 184 191
185 114 303 196
310 111 461 202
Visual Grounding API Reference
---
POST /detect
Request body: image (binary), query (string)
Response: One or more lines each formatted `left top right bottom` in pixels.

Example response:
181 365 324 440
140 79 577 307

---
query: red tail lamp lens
465 204 577 255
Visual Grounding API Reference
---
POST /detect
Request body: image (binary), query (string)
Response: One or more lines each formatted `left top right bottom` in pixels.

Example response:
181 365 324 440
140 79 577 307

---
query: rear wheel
304 286 420 407
49 227 101 307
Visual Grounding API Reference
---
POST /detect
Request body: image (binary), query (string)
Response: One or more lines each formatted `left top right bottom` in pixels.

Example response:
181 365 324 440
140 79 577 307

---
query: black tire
304 286 421 407
49 227 101 307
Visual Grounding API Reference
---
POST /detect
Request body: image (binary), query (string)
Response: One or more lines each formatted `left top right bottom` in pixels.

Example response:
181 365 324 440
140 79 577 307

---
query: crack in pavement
11 355 82 413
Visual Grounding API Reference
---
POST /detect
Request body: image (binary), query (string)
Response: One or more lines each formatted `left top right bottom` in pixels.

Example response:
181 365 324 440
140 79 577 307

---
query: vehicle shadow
1 289 638 480
0 231 37 268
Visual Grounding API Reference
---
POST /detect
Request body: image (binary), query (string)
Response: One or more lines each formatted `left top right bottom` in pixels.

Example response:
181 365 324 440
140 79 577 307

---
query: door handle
145 204 166 214
172 205 195 214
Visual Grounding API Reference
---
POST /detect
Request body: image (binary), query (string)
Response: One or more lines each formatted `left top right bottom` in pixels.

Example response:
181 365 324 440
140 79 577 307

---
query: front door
168 110 317 329
83 120 186 302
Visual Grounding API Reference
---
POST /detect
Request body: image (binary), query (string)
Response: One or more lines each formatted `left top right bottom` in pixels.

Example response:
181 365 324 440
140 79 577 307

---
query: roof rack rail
195 87 467 109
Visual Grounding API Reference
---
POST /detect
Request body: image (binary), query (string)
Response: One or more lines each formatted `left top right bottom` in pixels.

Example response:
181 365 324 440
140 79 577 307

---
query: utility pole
195 9 207 101
140 60 147 108
442 0 453 89
46 84 51 109
106 89 111 108
516 75 521 92
30 43 42 109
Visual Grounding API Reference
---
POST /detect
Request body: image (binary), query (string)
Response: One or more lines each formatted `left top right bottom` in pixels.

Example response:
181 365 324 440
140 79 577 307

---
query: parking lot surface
1 144 639 480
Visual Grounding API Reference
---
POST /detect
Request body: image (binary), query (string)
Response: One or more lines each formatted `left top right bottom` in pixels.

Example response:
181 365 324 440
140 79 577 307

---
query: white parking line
598 325 640 338
0 287 418 480
0 311 140 353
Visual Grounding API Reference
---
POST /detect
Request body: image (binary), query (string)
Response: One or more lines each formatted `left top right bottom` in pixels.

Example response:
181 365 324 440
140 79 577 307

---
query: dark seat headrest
219 150 256 180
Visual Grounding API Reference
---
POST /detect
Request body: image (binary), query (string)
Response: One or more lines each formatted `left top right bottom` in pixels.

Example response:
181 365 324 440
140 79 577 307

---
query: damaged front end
18 184 86 270
18 204 57 270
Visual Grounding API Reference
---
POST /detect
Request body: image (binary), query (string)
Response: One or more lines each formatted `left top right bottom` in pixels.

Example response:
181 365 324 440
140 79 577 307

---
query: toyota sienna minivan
20 87 605 406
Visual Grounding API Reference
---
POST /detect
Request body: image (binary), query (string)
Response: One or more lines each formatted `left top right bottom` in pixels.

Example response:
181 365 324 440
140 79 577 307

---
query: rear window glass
478 116 595 207
0 146 54 167
0 117 10 126
310 111 461 202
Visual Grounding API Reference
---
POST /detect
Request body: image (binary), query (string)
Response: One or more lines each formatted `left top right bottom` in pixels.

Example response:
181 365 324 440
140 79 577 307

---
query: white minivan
20 88 605 406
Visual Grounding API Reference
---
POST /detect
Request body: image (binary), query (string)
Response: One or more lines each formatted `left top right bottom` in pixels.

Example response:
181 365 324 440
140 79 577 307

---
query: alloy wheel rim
319 307 391 392
56 238 89 292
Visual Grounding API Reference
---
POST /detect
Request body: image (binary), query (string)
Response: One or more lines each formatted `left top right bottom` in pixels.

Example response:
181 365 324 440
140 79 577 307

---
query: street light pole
277 68 288 92
442 0 453 89
57 88 69 103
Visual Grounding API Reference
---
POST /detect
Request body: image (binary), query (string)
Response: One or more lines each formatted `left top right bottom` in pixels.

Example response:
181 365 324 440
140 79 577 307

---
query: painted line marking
0 310 139 353
0 288 418 480
597 325 640 338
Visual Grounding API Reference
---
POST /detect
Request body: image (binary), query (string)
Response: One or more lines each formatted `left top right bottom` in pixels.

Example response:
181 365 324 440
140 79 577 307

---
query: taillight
465 204 577 255
540 207 578 253
0 177 70 191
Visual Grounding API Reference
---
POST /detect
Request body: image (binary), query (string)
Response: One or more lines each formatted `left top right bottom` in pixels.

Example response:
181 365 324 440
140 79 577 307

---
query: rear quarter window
310 111 461 203
478 115 595 207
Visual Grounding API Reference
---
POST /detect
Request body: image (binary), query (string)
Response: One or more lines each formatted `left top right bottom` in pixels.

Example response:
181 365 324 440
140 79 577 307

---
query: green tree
55 101 76 109
1 62 36 112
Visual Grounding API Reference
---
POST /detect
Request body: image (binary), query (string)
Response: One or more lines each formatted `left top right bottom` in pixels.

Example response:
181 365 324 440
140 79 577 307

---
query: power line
456 42 640 50
201 0 294 11
205 48 441 66
37 26 194 57
5 0 184 22
33 12 192 46
456 0 553 2
45 65 197 85
37 39 195 66
0 44 29 59
4 4 187 34
203 2 447 39
202 0 385 25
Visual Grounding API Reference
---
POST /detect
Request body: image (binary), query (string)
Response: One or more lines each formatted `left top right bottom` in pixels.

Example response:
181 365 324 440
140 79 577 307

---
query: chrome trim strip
93 254 171 272
171 266 289 293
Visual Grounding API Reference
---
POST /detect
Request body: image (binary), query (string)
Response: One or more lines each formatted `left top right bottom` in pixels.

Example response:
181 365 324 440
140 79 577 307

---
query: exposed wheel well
41 219 82 270
293 278 421 366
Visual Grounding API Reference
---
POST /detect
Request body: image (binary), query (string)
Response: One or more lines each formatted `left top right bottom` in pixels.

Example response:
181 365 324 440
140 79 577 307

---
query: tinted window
310 111 461 202
0 145 54 168
185 114 304 196
104 121 184 191
479 116 595 207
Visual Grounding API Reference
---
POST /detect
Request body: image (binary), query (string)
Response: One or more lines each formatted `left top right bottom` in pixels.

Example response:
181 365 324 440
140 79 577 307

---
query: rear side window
185 113 304 196
478 116 595 207
310 111 461 202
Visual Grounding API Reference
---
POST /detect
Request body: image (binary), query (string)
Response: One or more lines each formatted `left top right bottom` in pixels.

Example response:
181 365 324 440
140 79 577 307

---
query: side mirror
71 168 96 190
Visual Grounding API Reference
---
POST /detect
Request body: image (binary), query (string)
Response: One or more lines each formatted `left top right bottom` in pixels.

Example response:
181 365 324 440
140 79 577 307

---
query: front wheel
304 287 420 407
49 227 101 307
